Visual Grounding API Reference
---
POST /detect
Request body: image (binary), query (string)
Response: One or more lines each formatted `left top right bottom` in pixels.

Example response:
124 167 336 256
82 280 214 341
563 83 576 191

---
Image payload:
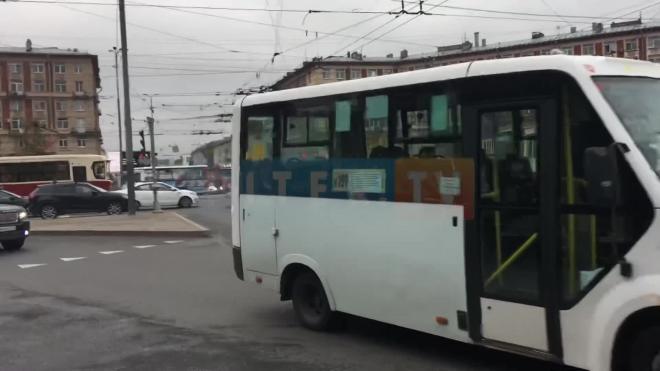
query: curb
29 229 211 238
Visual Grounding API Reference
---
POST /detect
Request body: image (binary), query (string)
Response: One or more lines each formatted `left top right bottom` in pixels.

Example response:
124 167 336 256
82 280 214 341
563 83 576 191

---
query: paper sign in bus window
332 169 386 194
439 176 461 196
335 101 351 132
431 95 449 132
366 95 389 119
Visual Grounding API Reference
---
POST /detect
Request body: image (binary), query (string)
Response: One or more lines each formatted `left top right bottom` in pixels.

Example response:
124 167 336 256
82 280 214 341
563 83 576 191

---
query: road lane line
133 245 156 249
18 264 47 269
60 257 86 262
163 240 183 244
99 250 124 255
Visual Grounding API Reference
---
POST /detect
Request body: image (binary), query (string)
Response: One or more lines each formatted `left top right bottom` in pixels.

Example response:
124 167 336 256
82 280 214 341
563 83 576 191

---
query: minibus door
463 99 562 357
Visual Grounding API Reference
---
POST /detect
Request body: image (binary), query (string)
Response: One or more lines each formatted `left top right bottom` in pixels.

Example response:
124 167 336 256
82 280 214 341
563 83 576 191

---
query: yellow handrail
485 233 538 287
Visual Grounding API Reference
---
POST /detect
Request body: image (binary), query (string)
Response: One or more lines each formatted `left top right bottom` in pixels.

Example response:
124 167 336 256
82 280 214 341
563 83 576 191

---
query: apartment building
272 20 660 90
0 40 102 156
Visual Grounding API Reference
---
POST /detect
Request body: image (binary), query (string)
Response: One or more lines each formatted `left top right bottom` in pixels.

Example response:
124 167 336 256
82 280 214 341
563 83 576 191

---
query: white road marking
133 245 156 249
60 257 86 262
163 240 183 244
99 250 124 255
18 264 47 269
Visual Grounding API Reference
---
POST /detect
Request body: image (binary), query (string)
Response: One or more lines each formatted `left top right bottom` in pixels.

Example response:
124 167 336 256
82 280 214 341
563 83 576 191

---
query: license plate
0 226 16 232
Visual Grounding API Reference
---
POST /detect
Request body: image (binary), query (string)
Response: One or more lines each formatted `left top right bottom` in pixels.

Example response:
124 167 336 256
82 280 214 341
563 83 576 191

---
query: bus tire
2 238 24 251
40 204 58 219
178 197 192 208
291 271 336 331
628 326 660 371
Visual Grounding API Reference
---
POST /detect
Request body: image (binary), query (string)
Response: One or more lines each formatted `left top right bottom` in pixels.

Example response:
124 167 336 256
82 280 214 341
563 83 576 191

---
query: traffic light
138 130 145 152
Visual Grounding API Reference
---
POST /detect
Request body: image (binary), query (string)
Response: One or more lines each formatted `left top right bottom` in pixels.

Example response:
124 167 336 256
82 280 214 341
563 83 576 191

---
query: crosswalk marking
18 264 47 269
133 245 156 249
163 240 183 244
99 250 124 255
60 257 86 262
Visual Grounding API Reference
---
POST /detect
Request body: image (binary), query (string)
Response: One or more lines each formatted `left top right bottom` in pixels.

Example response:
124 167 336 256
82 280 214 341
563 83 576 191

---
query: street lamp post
118 0 137 215
109 47 123 184
146 95 162 213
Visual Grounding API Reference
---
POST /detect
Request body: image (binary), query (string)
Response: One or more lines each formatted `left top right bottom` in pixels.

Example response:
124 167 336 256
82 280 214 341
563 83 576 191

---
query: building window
74 101 85 112
321 69 332 80
626 39 638 51
408 66 415 71
382 69 393 75
31 63 45 73
649 37 660 49
57 118 69 129
560 47 573 55
76 118 86 132
582 44 595 55
77 138 86 147
367 69 378 77
33 80 45 92
74 64 82 74
604 42 617 55
55 80 66 93
11 119 22 130
38 119 48 128
10 101 22 113
75 81 83 92
350 69 362 79
335 69 346 80
10 81 24 93
33 101 47 112
59 139 68 148
9 64 22 74
56 101 66 112
55 64 66 74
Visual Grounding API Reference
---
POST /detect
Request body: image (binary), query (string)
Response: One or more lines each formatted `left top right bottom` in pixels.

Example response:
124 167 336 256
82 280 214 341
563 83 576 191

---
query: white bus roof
243 55 660 107
0 154 107 163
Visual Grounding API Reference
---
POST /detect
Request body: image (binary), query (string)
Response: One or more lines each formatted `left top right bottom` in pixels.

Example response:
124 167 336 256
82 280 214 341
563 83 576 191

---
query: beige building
0 41 103 156
272 20 660 90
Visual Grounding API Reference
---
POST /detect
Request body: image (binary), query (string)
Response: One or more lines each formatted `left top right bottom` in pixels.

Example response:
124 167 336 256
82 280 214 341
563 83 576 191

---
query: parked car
29 182 128 219
0 189 29 208
116 182 199 209
0 204 30 251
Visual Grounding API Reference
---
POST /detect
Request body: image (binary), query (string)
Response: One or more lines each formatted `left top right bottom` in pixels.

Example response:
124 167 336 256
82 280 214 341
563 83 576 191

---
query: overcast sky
1 0 657 158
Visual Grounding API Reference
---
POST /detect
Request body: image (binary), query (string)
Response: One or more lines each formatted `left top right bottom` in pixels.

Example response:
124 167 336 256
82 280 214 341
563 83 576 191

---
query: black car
0 204 30 251
0 189 29 208
29 182 128 219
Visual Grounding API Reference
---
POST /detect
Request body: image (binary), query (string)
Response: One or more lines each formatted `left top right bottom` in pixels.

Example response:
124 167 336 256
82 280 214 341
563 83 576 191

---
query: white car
118 182 199 209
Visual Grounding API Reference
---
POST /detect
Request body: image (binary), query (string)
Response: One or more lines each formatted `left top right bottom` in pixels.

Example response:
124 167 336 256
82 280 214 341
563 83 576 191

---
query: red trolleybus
0 154 111 196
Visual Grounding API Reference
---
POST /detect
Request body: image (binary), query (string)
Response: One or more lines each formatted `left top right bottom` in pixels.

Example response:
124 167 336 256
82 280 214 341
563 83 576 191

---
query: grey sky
1 0 656 158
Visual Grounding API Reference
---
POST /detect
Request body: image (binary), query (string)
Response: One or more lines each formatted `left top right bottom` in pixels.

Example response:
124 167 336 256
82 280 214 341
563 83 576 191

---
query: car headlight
18 211 28 220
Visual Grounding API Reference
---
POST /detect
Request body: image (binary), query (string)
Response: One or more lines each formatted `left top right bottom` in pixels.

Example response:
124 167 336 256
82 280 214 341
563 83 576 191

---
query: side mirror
584 145 623 208
91 191 100 196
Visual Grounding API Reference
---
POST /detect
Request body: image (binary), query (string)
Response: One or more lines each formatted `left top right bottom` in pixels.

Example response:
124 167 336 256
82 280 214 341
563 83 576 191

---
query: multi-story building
191 137 232 167
272 20 660 90
0 40 103 156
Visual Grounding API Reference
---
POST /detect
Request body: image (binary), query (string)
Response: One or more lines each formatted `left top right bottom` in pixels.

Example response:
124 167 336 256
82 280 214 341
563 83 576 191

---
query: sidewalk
30 211 210 237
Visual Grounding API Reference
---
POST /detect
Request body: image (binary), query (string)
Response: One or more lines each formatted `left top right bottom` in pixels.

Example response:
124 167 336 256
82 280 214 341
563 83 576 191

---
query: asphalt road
0 194 579 371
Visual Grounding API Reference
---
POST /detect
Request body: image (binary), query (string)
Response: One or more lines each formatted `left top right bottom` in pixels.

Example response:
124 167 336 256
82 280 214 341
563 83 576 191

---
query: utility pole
109 47 123 185
146 95 162 213
118 0 136 215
